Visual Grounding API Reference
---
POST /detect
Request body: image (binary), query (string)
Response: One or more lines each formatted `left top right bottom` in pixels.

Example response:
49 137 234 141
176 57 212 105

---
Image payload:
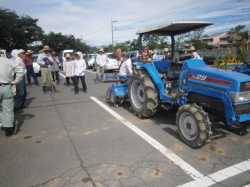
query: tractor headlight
238 93 248 101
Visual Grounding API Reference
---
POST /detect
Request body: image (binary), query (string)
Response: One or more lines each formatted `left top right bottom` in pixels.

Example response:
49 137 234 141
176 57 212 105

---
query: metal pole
111 18 114 51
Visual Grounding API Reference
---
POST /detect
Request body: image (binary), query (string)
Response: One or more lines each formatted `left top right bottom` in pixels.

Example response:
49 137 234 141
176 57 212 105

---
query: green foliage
41 32 90 54
0 7 43 51
227 25 249 62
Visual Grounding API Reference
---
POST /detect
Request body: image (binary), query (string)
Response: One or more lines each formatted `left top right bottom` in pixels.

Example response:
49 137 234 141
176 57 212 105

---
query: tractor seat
166 52 182 80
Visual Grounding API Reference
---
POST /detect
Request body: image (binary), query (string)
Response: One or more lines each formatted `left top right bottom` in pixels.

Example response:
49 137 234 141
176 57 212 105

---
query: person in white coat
63 53 74 86
189 46 202 59
95 48 107 83
72 51 87 94
119 55 133 76
12 49 26 113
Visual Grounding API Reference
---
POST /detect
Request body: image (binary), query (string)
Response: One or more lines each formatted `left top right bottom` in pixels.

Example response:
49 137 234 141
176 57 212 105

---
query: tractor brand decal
188 73 232 86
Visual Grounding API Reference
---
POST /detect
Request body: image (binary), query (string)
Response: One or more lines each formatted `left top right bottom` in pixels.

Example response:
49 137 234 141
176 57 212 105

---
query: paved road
0 69 249 187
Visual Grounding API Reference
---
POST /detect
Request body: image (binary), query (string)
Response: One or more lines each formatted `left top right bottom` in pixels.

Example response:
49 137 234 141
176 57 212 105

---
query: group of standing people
37 46 87 94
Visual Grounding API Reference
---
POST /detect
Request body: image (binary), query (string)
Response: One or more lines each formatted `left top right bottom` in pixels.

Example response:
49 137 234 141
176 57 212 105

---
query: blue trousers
14 76 26 109
26 65 38 84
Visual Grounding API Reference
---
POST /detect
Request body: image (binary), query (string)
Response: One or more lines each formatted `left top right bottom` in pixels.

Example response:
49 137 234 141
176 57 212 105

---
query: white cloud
1 0 250 47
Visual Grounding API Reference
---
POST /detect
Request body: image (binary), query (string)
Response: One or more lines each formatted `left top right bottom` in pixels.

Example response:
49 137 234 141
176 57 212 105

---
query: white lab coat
119 58 133 75
96 54 107 67
192 52 202 60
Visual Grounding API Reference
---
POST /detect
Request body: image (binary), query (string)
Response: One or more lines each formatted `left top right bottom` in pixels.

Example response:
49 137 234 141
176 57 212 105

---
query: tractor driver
189 46 202 59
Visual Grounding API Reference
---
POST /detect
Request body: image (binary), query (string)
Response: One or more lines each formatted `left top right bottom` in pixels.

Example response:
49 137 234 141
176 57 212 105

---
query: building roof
201 32 227 39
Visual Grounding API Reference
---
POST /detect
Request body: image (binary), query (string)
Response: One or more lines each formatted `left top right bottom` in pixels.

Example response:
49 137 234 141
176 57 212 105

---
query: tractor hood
185 60 250 92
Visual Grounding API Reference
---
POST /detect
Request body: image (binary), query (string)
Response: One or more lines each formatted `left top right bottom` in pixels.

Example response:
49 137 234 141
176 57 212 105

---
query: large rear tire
176 104 211 148
128 69 159 118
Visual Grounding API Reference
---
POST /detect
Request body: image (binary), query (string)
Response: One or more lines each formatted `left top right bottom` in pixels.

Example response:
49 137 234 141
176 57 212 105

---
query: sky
1 0 250 47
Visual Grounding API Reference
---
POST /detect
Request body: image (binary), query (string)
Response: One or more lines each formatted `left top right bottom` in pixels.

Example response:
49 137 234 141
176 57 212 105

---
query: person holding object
37 45 54 93
24 50 39 86
50 51 60 85
72 52 87 94
119 54 133 77
95 48 107 84
0 56 23 137
189 46 202 59
63 53 74 86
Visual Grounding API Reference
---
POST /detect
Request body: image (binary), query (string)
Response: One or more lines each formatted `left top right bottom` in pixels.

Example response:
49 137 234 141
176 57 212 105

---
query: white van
59 49 74 69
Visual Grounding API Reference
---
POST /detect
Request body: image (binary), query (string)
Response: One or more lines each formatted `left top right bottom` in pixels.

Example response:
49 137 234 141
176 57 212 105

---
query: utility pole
111 18 118 51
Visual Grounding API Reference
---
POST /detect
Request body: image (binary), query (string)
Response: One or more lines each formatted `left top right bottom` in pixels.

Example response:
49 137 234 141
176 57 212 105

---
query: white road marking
179 159 250 187
90 96 250 187
59 70 95 78
90 96 204 180
59 72 66 78
243 184 250 187
85 69 96 74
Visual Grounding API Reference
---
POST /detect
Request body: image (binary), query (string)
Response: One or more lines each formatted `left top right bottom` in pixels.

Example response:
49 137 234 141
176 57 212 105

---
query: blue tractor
127 21 250 148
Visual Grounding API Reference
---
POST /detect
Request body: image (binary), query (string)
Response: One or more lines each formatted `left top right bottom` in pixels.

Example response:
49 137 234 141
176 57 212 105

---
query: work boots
42 86 47 94
5 121 18 138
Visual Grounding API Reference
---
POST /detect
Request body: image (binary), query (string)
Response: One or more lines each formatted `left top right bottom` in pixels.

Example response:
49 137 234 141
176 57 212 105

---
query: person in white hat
63 53 74 86
24 50 39 86
71 52 87 94
37 45 54 93
189 46 202 59
149 50 160 61
12 49 27 113
163 48 171 60
95 48 107 83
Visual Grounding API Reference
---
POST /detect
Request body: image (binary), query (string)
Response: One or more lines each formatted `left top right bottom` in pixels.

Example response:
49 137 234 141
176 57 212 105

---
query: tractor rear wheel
128 69 159 118
176 104 211 148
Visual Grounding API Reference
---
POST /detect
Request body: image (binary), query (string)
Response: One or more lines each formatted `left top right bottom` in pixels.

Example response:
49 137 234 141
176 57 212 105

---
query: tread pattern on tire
176 104 211 148
128 69 159 117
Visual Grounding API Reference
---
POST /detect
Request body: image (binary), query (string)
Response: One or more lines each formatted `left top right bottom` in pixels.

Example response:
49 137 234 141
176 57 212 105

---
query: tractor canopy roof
136 21 213 36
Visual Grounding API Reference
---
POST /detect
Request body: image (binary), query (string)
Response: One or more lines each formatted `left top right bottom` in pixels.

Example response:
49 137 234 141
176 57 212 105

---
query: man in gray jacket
0 56 23 137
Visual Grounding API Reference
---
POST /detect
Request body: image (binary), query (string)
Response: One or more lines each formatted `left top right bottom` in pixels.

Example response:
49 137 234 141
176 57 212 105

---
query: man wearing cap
163 48 171 60
149 50 160 62
0 55 23 137
95 48 107 84
50 51 60 85
189 46 202 59
37 45 54 93
24 50 39 86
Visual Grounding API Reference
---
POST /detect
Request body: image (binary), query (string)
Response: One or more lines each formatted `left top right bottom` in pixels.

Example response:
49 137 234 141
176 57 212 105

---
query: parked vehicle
32 54 40 74
0 49 7 58
93 53 120 72
85 54 97 69
59 49 74 70
105 21 250 148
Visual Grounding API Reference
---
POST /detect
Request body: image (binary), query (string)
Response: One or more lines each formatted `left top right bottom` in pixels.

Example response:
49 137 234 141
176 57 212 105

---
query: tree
185 28 205 50
227 25 249 62
175 34 185 51
0 7 44 51
42 32 90 53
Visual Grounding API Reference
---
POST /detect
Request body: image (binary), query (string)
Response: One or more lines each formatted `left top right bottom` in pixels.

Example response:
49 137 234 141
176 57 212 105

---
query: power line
118 0 205 22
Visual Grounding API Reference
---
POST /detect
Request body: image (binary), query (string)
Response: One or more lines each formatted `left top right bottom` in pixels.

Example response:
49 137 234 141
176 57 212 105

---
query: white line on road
59 70 95 79
59 72 66 78
85 70 95 74
90 96 204 180
90 96 250 187
179 159 250 187
243 184 250 187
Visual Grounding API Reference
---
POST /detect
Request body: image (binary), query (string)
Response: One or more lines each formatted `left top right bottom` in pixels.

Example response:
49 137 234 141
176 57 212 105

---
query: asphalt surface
0 69 249 187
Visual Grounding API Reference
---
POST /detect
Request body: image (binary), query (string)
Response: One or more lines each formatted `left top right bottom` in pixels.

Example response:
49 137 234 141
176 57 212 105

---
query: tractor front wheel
176 104 211 148
128 69 159 118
